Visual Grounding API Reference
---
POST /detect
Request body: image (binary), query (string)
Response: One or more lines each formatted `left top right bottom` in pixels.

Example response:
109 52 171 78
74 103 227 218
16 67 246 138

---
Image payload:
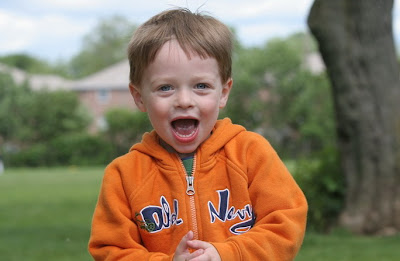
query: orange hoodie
89 118 307 260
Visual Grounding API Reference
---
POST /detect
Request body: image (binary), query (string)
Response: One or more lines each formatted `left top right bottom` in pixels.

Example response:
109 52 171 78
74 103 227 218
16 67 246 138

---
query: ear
219 78 233 109
129 83 147 112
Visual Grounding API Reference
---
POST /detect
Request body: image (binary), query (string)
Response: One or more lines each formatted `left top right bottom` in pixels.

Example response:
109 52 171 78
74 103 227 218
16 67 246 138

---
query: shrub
4 133 113 167
104 108 152 156
5 143 49 167
294 146 345 232
50 133 113 166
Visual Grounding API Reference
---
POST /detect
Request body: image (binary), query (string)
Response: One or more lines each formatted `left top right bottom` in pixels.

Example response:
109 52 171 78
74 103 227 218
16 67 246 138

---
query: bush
4 133 113 167
104 108 152 156
293 146 345 232
50 133 113 166
5 143 50 167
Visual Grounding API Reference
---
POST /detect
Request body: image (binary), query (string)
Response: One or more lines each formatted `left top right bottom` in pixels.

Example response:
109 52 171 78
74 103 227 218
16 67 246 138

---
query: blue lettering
208 189 255 235
208 189 229 223
140 196 183 233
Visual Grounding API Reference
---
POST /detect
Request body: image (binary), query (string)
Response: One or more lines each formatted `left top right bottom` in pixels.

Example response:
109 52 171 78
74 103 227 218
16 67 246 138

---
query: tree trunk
308 0 400 235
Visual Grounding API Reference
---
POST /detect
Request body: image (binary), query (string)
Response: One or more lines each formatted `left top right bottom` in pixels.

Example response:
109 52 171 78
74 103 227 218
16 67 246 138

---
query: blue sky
1 0 399 62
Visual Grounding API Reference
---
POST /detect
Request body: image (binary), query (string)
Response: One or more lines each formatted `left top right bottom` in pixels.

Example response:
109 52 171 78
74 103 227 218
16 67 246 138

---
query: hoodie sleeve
212 132 308 261
88 162 173 261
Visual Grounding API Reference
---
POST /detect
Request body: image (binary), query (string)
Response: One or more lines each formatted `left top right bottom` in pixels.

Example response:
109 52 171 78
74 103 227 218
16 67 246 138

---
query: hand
187 240 221 261
173 231 221 261
173 231 204 261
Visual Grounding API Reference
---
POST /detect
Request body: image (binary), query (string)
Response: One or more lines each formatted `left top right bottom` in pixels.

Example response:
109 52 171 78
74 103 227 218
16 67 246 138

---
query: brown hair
127 8 233 86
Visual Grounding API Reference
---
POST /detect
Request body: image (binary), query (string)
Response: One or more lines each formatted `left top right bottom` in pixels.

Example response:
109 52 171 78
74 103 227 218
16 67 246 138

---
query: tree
227 35 306 130
68 15 137 78
0 73 92 166
22 89 90 143
104 108 152 156
227 33 335 158
0 72 31 146
0 54 69 77
308 0 400 234
0 54 51 73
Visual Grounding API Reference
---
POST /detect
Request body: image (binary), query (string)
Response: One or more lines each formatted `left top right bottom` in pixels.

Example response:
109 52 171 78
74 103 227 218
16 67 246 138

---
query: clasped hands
173 231 221 261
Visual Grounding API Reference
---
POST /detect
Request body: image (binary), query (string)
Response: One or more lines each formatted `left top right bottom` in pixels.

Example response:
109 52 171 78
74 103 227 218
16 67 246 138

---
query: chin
174 144 198 155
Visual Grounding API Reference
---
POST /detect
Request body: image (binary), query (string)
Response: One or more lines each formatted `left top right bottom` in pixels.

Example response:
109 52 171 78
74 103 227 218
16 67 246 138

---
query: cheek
145 100 166 120
201 97 222 113
199 103 221 123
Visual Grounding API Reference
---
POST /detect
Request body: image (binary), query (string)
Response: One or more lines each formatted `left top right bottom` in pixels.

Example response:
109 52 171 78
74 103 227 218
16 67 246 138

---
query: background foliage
0 15 382 232
104 108 152 156
67 15 137 78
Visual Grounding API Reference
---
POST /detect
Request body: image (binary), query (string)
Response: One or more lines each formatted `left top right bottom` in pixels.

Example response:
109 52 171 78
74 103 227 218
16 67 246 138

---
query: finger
189 253 210 261
186 249 204 260
187 239 211 250
175 231 194 254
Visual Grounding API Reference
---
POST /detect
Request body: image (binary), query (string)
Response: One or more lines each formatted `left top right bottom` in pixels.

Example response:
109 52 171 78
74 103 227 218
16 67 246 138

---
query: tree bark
308 0 400 235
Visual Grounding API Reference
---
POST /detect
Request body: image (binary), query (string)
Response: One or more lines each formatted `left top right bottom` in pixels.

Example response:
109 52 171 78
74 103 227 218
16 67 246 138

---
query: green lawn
1 167 399 260
0 166 103 261
298 230 400 261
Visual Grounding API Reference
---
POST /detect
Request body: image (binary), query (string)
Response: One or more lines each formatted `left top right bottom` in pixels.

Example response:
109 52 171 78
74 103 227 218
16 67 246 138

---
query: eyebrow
148 72 220 85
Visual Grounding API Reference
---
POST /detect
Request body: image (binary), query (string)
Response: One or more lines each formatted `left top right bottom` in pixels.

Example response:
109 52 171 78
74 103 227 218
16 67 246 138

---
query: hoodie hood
130 118 246 163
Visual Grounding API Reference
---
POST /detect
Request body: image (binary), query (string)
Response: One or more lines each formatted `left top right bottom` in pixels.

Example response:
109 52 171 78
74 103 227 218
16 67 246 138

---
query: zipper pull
186 175 195 195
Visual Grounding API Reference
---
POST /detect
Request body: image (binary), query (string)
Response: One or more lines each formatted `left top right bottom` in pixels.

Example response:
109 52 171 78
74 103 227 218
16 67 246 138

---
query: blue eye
159 85 172 91
196 83 207 89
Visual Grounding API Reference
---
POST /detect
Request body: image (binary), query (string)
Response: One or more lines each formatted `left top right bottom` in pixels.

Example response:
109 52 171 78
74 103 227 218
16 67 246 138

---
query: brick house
70 59 136 132
0 59 136 132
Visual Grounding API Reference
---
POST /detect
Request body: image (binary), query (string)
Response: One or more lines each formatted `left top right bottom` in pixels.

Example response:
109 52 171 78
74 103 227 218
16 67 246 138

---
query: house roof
71 59 130 91
0 63 72 91
0 59 131 92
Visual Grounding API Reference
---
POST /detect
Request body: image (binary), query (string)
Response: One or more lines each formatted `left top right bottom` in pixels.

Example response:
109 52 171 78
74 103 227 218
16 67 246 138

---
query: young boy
89 8 307 261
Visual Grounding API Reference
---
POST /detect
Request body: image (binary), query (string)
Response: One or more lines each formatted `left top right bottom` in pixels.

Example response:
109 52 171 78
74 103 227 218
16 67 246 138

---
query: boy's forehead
142 41 221 85
156 40 204 62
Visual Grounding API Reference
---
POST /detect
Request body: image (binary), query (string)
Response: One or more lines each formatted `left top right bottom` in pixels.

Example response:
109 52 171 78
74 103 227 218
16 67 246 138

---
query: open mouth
171 119 199 138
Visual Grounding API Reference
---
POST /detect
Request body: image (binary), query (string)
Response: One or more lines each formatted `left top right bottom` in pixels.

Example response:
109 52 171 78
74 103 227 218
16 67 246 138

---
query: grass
297 229 400 261
0 166 104 261
1 167 400 261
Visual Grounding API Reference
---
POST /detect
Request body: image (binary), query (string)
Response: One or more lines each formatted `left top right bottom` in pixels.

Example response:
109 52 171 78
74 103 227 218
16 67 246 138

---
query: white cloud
0 9 95 59
204 0 313 21
198 0 313 46
0 10 36 53
239 22 306 46
0 0 398 60
25 0 192 15
26 0 106 11
37 15 94 37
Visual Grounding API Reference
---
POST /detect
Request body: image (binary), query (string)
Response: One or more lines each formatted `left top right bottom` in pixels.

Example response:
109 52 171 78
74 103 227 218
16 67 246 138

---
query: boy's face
130 40 232 155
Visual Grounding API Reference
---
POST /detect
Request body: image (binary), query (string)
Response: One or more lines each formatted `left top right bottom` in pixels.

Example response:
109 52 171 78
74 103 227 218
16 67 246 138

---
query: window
97 89 110 103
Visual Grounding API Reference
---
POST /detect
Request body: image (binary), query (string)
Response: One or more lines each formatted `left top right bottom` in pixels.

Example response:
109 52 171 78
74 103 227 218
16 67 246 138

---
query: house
0 62 72 91
70 59 136 132
0 59 136 132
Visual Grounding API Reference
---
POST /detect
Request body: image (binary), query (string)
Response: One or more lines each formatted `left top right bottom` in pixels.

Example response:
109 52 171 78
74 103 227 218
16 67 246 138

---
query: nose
175 88 194 109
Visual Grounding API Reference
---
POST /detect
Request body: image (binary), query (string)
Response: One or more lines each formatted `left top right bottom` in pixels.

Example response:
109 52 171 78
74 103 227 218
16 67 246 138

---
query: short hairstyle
127 8 233 86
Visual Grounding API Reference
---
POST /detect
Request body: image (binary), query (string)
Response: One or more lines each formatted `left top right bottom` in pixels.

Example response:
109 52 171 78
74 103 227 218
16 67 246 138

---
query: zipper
179 154 199 240
186 175 195 195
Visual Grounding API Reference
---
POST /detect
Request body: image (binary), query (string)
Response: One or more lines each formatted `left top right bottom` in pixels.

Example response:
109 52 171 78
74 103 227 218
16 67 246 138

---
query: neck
159 139 195 159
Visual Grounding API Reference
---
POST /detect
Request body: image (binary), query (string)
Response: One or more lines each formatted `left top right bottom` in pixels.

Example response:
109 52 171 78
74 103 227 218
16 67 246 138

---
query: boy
89 8 307 261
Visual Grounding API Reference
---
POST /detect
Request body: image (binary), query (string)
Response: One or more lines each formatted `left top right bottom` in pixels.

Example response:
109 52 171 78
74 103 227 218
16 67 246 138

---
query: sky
1 0 399 62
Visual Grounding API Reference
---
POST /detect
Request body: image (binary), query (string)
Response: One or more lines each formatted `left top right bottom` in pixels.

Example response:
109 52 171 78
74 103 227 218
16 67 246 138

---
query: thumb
175 231 194 254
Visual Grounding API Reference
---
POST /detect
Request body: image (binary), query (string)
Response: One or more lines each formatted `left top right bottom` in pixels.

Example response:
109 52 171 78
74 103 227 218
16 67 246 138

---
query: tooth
176 129 196 138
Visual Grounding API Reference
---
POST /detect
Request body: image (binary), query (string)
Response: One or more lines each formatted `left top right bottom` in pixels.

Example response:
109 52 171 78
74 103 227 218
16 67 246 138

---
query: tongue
173 119 197 136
